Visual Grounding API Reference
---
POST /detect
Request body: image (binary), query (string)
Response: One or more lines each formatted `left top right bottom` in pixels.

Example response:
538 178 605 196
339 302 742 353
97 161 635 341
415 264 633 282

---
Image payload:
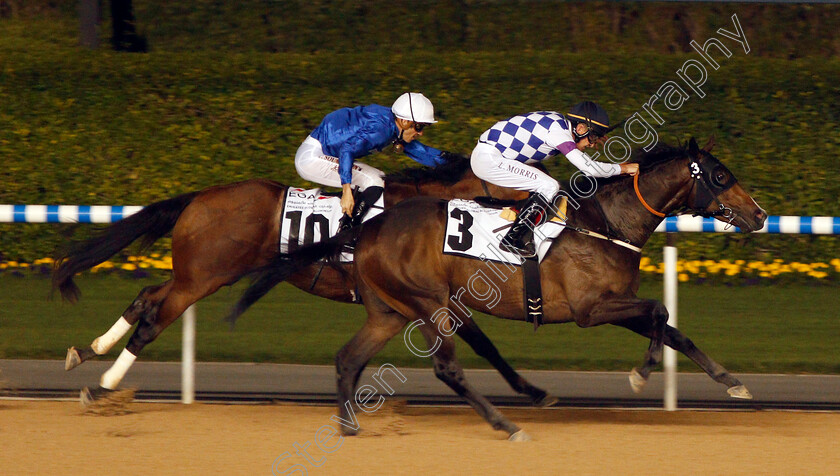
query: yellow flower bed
2 255 173 273
1 255 838 283
638 257 840 281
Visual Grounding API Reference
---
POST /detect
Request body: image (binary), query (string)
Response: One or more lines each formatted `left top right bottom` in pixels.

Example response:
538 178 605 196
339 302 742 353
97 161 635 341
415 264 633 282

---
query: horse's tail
224 228 356 328
53 192 200 303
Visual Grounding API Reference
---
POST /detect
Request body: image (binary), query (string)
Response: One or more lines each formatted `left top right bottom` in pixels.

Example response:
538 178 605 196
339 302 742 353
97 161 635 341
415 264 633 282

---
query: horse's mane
632 143 688 172
384 154 472 186
587 143 689 191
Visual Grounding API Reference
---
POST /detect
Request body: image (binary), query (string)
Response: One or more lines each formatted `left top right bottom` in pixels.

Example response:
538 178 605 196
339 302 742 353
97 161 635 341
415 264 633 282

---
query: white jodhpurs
470 142 560 202
295 136 385 190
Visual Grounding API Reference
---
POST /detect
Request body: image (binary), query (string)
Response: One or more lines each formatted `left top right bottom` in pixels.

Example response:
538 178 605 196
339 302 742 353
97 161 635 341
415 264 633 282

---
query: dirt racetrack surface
1 400 838 475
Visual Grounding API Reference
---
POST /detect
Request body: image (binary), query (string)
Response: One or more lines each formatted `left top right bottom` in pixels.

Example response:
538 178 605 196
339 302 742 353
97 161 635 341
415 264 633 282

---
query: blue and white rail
3 205 840 235
0 205 143 224
655 215 840 234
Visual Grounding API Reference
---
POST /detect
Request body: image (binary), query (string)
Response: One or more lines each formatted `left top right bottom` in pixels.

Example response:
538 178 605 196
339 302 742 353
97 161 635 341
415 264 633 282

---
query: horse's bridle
634 154 739 226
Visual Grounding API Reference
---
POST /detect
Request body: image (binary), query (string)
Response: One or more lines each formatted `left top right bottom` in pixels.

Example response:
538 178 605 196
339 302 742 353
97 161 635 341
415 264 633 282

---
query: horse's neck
595 158 692 247
384 172 489 205
383 181 451 205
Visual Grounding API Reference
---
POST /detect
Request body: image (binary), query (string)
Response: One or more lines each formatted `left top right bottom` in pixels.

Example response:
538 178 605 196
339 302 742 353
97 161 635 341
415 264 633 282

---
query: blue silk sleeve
404 140 446 167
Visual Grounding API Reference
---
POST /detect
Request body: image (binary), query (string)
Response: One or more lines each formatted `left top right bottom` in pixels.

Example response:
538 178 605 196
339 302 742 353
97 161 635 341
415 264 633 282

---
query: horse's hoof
65 347 82 371
534 394 559 407
727 385 753 400
629 368 647 394
340 427 359 437
80 386 116 406
80 387 94 407
508 430 531 442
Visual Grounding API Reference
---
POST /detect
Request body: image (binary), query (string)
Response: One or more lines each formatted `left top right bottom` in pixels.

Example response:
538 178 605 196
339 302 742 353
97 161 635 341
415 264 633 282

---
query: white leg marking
100 348 137 390
91 316 133 355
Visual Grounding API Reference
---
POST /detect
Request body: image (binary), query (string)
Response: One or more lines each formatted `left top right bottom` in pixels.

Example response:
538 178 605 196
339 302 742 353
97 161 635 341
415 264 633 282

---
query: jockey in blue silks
295 92 450 229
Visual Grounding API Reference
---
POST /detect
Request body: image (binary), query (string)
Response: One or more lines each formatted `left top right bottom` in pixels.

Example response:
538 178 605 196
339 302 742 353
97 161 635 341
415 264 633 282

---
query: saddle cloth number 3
442 199 566 264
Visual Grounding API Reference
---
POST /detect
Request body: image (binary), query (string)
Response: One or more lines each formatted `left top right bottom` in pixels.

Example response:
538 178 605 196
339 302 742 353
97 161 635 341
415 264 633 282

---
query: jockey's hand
620 163 640 176
341 184 354 216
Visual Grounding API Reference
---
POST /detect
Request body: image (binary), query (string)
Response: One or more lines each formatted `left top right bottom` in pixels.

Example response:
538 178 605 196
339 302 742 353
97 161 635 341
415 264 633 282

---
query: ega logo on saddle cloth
442 198 567 265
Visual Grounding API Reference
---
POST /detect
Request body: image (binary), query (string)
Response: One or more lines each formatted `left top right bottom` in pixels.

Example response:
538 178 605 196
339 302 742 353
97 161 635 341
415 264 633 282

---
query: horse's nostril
755 209 767 223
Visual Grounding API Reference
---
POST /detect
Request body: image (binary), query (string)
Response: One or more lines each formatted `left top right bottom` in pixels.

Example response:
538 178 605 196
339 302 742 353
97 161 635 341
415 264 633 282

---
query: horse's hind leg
359 277 525 440
415 323 527 441
66 281 172 371
84 280 216 403
615 319 752 399
456 319 557 407
334 292 408 436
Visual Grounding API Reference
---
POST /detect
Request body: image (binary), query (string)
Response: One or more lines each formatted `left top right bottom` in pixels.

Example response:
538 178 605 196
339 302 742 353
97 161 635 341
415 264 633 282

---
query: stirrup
337 214 353 233
340 240 357 254
500 236 536 258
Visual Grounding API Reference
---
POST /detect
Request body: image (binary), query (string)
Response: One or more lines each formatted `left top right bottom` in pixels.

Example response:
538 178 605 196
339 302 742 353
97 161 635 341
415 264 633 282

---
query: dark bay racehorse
53 157 556 404
248 138 767 440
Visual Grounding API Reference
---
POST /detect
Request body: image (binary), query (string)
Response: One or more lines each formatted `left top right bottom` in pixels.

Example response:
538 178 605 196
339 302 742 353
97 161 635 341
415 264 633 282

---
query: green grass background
1 275 837 374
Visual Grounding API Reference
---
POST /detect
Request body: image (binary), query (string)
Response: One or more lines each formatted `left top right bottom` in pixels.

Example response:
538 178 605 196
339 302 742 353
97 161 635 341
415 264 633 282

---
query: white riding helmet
391 92 437 124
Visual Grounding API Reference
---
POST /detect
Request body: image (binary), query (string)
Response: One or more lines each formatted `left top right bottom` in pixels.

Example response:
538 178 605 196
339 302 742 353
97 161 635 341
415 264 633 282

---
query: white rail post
181 304 196 404
663 234 678 411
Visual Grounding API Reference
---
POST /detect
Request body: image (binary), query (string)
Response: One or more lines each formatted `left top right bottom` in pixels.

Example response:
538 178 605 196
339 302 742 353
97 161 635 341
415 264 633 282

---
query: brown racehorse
53 157 555 405
245 138 767 440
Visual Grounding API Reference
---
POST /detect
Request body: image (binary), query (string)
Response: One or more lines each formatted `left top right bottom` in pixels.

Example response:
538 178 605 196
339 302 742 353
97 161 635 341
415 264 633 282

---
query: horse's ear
687 137 700 157
702 135 716 152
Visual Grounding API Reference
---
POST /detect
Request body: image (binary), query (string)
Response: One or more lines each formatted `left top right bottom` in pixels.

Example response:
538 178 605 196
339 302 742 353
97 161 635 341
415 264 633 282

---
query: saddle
472 195 569 223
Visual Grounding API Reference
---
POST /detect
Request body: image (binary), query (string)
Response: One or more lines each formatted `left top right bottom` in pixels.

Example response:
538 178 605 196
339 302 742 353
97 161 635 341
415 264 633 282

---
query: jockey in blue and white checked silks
295 92 449 229
470 101 639 257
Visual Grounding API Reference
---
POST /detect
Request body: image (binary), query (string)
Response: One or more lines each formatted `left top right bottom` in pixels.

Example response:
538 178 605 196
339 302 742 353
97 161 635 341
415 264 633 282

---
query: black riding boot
500 194 547 257
350 186 384 227
338 186 383 251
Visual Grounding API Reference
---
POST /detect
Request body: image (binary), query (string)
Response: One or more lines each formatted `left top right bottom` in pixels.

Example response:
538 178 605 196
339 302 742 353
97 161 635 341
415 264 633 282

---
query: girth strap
522 256 544 330
481 180 492 198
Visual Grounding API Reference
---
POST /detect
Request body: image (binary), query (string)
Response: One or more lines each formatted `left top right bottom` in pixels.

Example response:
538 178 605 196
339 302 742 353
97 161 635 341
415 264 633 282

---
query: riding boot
500 194 548 258
350 186 384 227
341 186 384 252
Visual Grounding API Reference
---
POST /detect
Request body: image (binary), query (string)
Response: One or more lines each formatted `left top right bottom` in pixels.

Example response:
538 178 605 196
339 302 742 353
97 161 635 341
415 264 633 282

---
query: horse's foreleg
66 282 171 371
664 325 751 398
456 319 556 406
584 297 669 393
335 293 407 436
617 320 752 399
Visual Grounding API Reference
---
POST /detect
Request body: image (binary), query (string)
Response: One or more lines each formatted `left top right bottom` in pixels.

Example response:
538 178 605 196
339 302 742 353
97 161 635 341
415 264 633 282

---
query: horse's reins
562 223 643 253
543 195 643 253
